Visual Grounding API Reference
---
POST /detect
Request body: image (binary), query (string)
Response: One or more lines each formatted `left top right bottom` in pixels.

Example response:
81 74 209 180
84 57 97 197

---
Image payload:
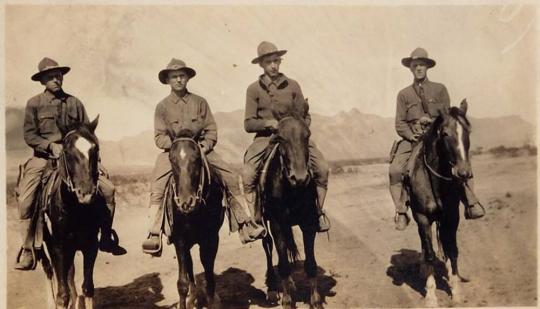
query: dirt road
6 154 537 308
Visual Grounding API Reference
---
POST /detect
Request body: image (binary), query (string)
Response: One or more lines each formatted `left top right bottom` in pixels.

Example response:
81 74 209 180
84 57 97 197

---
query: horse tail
283 225 300 263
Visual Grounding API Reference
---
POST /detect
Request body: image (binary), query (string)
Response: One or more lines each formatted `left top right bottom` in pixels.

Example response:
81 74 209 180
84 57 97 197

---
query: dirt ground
6 154 537 308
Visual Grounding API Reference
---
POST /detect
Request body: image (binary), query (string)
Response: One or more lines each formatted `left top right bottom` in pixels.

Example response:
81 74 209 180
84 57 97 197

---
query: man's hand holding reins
49 143 63 158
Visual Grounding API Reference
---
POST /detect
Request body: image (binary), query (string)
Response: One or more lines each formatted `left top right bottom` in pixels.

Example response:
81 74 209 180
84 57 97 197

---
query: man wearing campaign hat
142 59 266 254
242 41 331 232
15 57 124 270
389 47 485 230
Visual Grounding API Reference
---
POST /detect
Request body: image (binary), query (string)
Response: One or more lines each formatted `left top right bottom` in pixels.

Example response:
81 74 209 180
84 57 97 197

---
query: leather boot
238 191 266 243
99 203 126 255
15 219 34 270
142 204 163 256
463 181 485 219
390 182 409 230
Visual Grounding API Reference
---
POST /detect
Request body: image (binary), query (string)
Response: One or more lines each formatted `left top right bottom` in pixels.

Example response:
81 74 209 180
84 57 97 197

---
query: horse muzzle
175 196 199 214
74 188 96 205
287 170 310 188
451 166 472 181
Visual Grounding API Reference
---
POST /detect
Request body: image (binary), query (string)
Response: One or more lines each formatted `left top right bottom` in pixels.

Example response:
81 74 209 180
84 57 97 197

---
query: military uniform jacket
154 91 217 151
23 90 89 156
395 79 450 141
245 73 311 138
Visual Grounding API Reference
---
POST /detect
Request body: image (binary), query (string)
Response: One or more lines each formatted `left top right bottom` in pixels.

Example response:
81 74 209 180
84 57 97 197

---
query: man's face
40 70 64 93
259 54 281 78
167 70 190 92
410 59 428 80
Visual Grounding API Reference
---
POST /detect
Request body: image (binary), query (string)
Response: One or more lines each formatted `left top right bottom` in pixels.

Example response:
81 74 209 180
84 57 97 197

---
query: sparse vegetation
487 144 536 158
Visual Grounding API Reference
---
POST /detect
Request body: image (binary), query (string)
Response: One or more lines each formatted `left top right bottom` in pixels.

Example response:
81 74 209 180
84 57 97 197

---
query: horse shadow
386 249 451 297
94 272 169 308
188 264 336 308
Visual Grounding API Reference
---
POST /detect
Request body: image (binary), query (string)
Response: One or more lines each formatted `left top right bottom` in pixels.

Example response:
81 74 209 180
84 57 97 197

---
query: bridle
273 116 311 183
169 137 211 208
422 116 468 182
57 129 99 194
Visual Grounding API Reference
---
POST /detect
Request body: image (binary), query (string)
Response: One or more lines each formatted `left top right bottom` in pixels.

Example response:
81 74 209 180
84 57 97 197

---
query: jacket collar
259 73 288 91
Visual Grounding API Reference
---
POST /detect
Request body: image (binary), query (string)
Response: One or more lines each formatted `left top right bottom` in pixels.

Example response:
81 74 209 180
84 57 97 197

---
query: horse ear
88 114 99 133
460 98 468 115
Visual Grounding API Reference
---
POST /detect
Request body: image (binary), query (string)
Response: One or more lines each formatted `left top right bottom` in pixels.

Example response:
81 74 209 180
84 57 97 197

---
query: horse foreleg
417 217 438 307
67 264 78 309
440 212 463 303
41 251 57 309
81 245 98 309
52 248 76 309
271 223 295 309
174 243 195 309
302 228 323 309
200 236 221 309
262 233 279 303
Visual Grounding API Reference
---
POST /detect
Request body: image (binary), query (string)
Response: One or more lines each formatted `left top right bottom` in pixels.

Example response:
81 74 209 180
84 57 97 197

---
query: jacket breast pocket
37 111 56 134
405 101 422 121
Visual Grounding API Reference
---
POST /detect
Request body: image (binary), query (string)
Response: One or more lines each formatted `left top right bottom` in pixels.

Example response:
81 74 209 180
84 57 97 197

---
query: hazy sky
4 3 537 140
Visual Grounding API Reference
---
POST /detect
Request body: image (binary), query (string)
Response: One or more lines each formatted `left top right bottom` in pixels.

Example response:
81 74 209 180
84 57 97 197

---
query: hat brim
159 67 196 84
31 66 70 81
251 50 287 64
401 57 436 68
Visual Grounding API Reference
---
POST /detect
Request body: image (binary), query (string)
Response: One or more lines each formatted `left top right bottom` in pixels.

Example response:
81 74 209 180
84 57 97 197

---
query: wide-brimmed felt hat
158 58 196 84
401 47 436 68
31 57 71 81
251 41 287 64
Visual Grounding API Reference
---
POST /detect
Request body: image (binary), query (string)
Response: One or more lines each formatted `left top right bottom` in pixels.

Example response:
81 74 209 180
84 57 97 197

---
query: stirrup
142 233 163 257
317 212 331 233
15 247 38 271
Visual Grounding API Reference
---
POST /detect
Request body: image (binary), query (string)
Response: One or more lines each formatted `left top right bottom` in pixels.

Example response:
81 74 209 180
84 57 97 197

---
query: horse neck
422 130 453 183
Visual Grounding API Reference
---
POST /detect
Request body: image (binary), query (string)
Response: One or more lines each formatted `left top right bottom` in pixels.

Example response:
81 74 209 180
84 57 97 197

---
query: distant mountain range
5 107 535 173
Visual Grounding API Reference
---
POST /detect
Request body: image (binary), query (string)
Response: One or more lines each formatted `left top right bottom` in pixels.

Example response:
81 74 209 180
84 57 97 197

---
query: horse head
166 125 206 214
427 99 472 181
272 105 311 188
57 115 100 204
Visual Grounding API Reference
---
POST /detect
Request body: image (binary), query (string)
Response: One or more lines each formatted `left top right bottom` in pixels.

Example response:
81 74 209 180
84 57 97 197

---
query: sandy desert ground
5 153 537 308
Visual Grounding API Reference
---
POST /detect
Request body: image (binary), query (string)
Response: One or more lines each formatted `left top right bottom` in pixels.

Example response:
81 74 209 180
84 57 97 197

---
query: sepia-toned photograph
2 1 537 308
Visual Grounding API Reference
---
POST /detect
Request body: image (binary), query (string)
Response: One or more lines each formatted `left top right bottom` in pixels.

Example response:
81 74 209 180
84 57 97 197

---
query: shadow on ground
191 265 337 308
386 248 450 297
94 272 169 308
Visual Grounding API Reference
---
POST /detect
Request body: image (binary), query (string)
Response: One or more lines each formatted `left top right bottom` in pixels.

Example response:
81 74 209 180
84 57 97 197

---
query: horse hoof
310 303 324 309
266 290 280 304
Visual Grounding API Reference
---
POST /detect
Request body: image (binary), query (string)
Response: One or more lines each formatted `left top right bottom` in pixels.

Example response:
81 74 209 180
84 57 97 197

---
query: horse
258 108 323 309
163 128 225 309
408 99 472 306
35 116 104 309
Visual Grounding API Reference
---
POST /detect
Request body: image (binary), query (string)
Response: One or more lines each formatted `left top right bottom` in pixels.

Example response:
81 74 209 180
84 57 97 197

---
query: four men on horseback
243 41 331 232
141 58 266 254
15 57 125 270
16 46 486 266
389 47 486 231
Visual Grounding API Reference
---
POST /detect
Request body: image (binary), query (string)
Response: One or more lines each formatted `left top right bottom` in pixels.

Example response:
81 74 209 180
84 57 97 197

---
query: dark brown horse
37 116 104 309
164 128 225 309
259 109 323 309
409 100 472 306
